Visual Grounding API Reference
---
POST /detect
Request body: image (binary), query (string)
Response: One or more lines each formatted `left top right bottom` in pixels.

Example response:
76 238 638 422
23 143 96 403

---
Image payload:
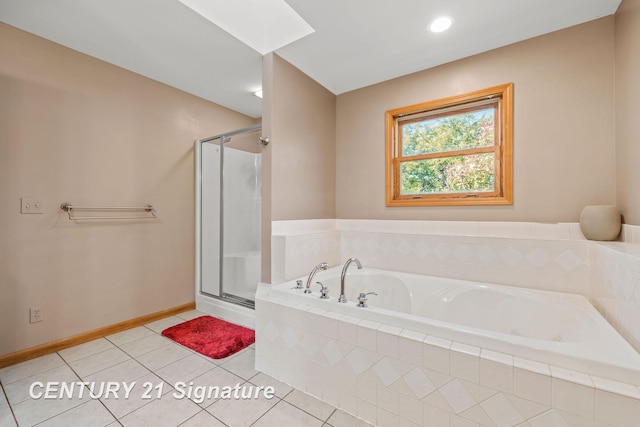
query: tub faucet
338 257 363 303
305 262 328 294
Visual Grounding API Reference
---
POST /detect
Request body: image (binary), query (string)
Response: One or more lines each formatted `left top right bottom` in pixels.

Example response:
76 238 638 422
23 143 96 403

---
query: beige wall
336 17 616 222
615 0 640 225
269 54 337 221
0 23 255 356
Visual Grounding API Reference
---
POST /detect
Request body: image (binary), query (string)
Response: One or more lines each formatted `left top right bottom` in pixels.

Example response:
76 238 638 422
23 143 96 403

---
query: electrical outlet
21 198 44 214
30 307 42 323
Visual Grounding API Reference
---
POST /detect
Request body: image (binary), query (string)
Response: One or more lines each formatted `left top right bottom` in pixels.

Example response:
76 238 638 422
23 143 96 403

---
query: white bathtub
268 266 640 384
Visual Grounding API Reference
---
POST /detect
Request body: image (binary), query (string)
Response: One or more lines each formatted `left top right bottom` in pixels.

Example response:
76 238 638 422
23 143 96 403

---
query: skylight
178 0 315 55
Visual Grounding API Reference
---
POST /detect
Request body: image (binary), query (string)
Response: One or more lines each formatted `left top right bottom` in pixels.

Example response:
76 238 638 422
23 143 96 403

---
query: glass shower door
220 130 262 306
198 124 262 309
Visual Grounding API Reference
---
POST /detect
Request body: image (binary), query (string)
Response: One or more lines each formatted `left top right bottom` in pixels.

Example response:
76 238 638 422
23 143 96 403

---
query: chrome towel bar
60 202 156 220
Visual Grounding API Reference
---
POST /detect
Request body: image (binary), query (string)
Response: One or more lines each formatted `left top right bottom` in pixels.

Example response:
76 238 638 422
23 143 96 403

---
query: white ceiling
0 0 622 119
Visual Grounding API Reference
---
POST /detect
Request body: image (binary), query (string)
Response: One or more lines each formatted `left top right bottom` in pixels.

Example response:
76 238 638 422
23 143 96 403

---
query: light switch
21 197 44 214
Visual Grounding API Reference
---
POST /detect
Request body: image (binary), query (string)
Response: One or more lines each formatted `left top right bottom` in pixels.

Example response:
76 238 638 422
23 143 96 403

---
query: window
385 83 513 206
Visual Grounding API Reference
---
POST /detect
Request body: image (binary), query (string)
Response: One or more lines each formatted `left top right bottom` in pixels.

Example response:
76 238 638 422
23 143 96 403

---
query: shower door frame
195 123 262 310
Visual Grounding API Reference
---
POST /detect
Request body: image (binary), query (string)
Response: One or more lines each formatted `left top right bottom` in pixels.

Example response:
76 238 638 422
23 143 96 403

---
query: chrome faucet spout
338 257 363 303
305 262 328 294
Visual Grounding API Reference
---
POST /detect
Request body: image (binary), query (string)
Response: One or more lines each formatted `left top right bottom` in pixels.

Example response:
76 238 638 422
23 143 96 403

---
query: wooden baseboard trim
0 302 196 369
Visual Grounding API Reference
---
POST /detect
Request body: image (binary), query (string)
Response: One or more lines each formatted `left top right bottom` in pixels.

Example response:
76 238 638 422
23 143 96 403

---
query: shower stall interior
195 124 263 320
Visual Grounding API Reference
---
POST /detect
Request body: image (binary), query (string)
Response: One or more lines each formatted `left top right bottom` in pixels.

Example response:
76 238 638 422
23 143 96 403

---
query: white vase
579 205 621 241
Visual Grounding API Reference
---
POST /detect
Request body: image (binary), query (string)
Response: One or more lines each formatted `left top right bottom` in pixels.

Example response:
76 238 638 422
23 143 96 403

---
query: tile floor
0 310 373 427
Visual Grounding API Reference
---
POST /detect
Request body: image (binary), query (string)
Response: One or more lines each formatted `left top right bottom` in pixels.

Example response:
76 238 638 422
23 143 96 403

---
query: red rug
161 316 255 359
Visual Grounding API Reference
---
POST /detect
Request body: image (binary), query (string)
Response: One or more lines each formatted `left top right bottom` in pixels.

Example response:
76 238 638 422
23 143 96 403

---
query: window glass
385 83 513 206
401 107 495 157
400 153 495 195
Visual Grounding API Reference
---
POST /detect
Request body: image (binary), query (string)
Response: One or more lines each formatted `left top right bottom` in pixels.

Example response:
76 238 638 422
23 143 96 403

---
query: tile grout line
246 372 298 425
57 348 125 426
189 348 292 426
245 395 285 427
109 324 204 425
21 351 117 427
49 325 187 425
0 381 19 427
107 321 218 423
177 409 230 427
115 324 220 422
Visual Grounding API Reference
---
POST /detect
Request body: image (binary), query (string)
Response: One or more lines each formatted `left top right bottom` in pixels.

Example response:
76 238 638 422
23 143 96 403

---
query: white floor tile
0 354 65 385
119 334 172 358
326 409 374 427
106 327 154 347
249 372 294 399
0 384 9 411
179 410 226 426
197 350 236 365
69 347 132 378
119 391 201 427
155 354 216 385
84 359 150 385
135 342 192 372
175 310 207 321
220 348 258 380
187 367 245 408
36 400 116 427
145 316 188 334
284 389 336 421
3 364 78 406
99 372 173 419
11 391 89 427
57 338 116 363
253 400 324 426
206 392 278 427
0 408 17 427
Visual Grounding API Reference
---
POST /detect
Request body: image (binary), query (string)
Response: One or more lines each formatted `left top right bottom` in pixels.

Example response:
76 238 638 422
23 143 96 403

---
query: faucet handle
293 279 304 290
316 282 330 299
356 292 377 308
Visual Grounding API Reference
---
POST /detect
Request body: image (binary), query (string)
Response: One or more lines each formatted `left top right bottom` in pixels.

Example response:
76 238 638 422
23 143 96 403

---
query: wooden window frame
385 83 513 207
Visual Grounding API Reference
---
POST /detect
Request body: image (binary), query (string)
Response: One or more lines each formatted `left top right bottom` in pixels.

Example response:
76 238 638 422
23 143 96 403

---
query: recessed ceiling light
178 0 315 55
429 16 453 33
253 89 263 99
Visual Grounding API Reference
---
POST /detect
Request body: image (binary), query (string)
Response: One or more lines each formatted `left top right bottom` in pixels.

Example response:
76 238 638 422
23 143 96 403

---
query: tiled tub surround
591 240 640 354
272 220 590 295
255 291 640 427
261 220 640 426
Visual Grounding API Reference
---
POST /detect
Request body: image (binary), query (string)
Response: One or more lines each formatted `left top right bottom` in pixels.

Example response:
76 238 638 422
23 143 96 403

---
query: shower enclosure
195 124 263 320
